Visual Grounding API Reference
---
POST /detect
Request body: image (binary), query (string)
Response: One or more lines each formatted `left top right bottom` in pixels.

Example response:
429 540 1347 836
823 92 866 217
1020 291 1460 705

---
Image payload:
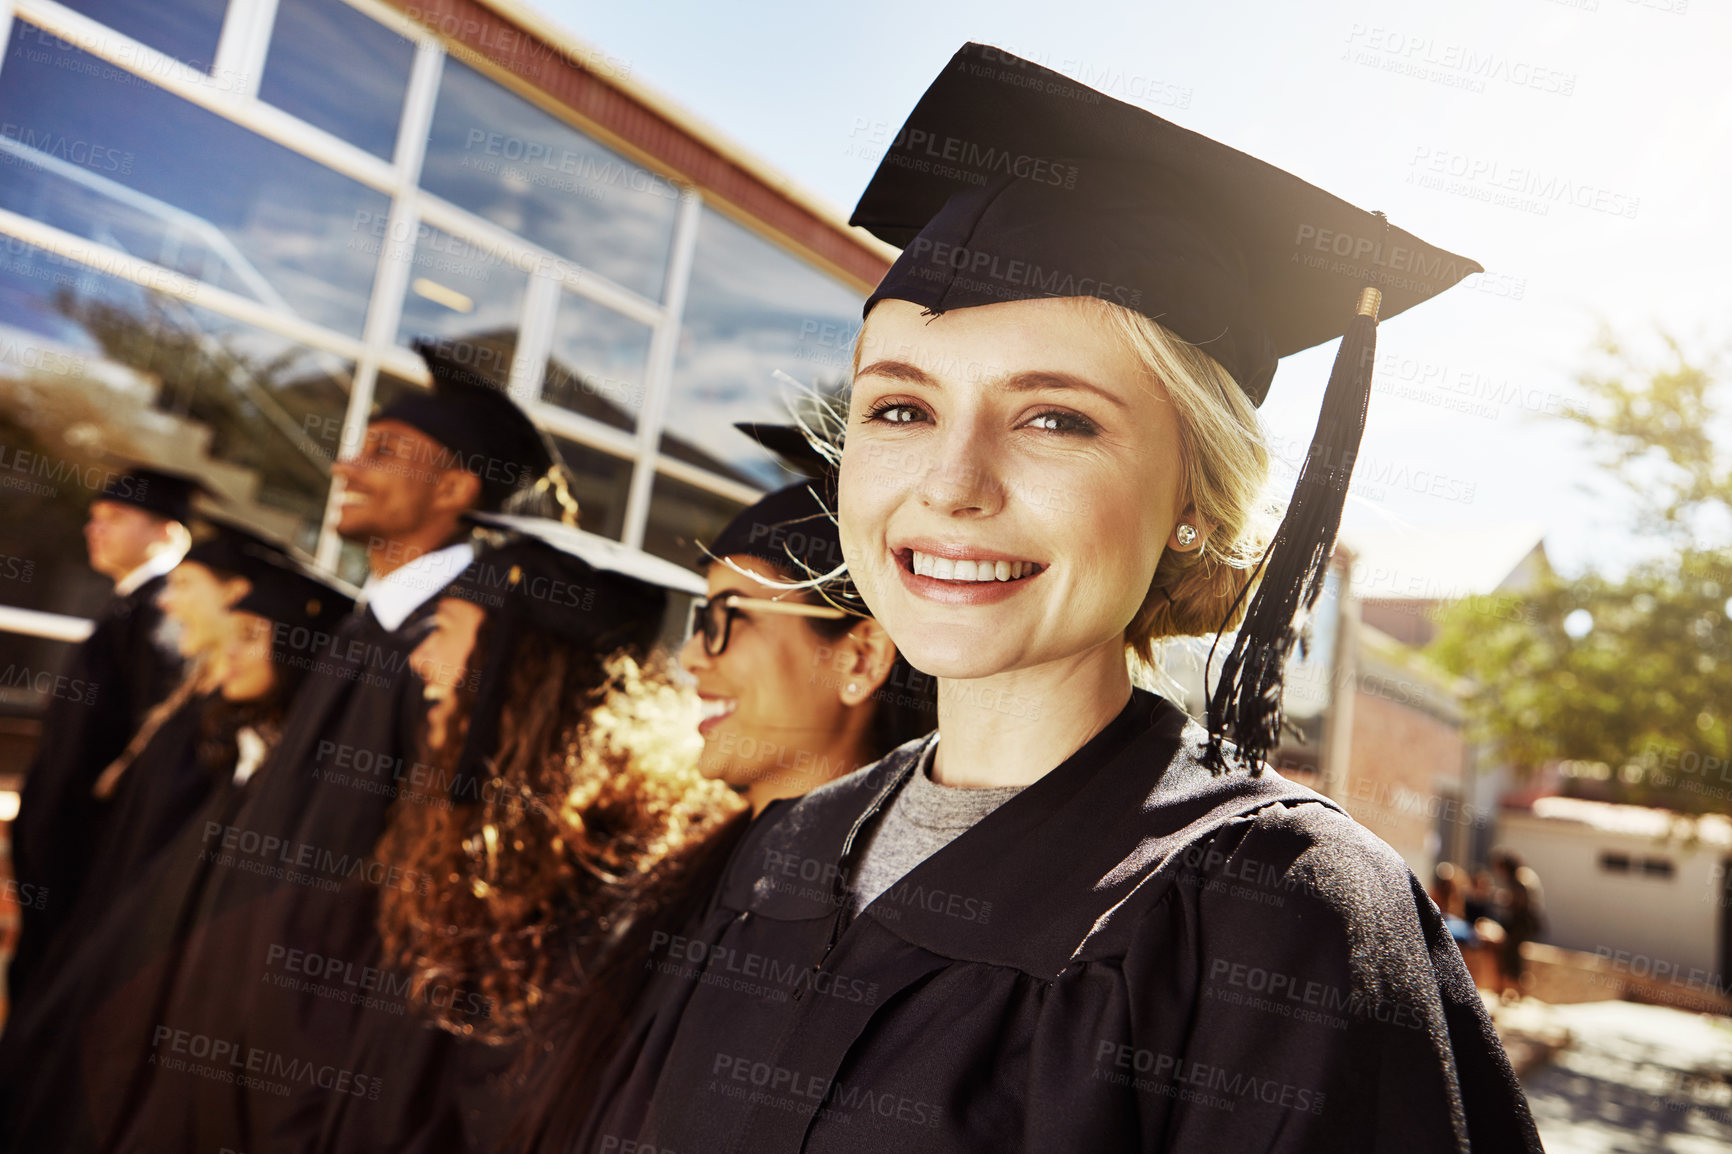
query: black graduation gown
107 602 437 1154
0 688 207 1150
74 691 220 919
8 572 181 1000
0 757 257 1154
582 689 1543 1153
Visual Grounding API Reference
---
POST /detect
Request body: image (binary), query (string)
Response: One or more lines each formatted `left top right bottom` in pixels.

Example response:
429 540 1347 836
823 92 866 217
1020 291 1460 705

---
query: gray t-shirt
848 738 1026 913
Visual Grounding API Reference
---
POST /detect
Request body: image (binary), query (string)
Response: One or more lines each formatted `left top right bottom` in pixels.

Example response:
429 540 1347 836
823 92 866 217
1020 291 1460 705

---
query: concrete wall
1498 811 1728 980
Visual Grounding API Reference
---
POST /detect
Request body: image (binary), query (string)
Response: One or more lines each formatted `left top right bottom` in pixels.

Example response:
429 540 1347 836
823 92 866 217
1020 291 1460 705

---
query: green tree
1429 329 1732 813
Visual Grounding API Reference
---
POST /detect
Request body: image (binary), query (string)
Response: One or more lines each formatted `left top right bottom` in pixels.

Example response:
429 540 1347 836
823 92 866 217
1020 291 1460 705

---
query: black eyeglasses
685 593 850 657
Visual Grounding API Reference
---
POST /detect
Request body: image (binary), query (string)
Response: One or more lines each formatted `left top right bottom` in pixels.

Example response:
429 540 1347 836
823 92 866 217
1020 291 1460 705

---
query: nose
678 628 711 674
917 416 1004 518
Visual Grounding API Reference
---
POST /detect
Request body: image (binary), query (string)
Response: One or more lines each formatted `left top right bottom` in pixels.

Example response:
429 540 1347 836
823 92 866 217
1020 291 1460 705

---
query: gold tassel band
1356 286 1382 319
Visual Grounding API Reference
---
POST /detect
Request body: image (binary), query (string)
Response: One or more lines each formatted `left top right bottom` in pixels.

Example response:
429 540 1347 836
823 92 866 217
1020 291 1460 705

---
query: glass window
421 58 679 302
394 225 528 366
53 0 228 73
642 470 745 576
666 207 863 490
260 0 414 160
542 292 651 433
550 435 632 542
0 29 389 339
0 237 350 554
0 231 355 729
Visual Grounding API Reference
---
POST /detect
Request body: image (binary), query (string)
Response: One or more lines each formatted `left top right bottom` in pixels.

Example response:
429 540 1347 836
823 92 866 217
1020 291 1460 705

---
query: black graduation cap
185 515 357 635
94 461 210 525
852 43 1482 772
229 551 357 636
373 339 564 512
733 421 835 483
437 512 705 801
702 481 853 596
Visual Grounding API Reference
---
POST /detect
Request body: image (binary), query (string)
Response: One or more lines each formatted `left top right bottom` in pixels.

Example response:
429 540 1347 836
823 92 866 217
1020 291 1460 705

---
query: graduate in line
683 425 938 814
579 43 1542 1153
315 513 740 1153
0 524 354 1153
107 342 567 1153
6 465 198 1001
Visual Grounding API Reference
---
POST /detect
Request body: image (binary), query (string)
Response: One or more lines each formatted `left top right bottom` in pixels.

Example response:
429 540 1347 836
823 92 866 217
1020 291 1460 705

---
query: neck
367 525 460 579
742 710 877 815
931 638 1132 789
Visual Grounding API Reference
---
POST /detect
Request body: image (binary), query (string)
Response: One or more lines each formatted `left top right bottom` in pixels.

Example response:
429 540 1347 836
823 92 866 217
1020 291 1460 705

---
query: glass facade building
0 0 887 759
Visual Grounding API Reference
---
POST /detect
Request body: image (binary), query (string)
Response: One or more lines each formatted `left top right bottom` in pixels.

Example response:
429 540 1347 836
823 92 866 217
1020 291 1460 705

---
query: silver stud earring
1175 523 1198 548
846 682 859 695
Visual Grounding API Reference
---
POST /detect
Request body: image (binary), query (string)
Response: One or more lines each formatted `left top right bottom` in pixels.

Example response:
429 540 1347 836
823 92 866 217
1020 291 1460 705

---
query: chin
891 628 1021 681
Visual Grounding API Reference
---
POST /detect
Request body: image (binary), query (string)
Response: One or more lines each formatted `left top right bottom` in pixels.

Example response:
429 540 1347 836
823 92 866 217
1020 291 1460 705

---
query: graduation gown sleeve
1118 803 1541 1151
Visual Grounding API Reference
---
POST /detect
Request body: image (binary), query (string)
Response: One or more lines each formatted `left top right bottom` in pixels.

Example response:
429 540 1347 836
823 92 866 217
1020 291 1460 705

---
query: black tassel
1204 285 1382 774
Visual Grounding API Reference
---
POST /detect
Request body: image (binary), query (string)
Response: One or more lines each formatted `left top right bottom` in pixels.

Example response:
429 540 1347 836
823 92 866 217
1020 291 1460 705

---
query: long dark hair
375 619 741 1044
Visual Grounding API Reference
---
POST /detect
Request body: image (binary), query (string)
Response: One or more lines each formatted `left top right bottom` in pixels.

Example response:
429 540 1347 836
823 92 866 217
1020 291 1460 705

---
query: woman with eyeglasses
682 478 938 814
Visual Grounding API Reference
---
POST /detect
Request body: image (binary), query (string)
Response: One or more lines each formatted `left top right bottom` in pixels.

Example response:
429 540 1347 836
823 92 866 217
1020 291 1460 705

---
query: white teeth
908 550 1040 582
698 698 736 722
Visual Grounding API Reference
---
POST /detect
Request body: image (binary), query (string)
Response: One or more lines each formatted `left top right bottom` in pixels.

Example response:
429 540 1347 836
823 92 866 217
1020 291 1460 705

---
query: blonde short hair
1078 298 1270 663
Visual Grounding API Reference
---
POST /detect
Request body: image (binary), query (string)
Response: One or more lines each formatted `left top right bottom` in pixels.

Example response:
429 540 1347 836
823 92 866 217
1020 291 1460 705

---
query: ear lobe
1169 503 1215 552
840 618 898 705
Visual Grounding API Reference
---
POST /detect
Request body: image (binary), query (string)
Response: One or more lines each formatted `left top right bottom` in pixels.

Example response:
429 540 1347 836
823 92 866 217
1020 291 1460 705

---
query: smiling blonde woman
576 43 1542 1154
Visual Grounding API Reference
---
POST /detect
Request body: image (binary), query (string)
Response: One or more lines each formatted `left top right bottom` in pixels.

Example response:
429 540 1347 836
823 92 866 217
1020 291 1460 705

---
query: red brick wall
1340 687 1468 871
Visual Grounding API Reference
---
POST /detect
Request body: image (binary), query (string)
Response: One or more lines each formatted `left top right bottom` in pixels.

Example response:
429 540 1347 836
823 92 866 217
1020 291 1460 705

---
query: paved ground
1510 1000 1732 1153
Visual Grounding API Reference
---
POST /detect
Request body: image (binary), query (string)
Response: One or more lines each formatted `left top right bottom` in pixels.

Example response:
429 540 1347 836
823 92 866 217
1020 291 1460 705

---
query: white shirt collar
114 544 186 597
357 541 476 633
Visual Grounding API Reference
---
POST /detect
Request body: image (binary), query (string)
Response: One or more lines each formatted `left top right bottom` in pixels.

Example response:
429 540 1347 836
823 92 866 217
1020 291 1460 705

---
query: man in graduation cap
107 340 569 1153
7 464 202 1004
579 42 1542 1154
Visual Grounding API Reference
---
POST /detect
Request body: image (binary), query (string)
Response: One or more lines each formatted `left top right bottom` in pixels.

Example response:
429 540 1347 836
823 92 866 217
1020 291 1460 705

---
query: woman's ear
1168 503 1216 552
836 617 898 706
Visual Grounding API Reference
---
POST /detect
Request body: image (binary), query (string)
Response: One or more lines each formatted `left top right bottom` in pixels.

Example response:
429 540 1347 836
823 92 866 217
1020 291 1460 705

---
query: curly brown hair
375 622 741 1044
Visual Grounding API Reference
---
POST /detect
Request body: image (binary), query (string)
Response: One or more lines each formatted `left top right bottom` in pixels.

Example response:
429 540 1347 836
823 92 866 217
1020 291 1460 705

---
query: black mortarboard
229 551 357 636
95 463 209 525
733 421 835 483
186 515 357 635
373 339 563 512
438 512 705 800
702 481 851 597
852 43 1481 772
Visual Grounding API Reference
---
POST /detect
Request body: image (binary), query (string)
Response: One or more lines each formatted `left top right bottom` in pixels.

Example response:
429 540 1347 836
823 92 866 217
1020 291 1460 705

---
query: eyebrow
856 360 1127 410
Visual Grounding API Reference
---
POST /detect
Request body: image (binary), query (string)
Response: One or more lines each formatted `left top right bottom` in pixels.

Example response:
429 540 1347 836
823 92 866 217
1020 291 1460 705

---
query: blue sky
539 0 1732 578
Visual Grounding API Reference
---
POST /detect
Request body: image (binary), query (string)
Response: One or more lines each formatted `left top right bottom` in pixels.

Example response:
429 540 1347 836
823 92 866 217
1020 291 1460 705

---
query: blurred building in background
0 0 890 778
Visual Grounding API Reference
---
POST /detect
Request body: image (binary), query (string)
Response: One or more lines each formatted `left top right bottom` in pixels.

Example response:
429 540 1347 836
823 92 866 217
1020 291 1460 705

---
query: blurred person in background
1492 849 1545 1002
107 342 570 1154
6 464 200 1004
682 429 938 814
316 513 741 1153
0 527 354 1154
